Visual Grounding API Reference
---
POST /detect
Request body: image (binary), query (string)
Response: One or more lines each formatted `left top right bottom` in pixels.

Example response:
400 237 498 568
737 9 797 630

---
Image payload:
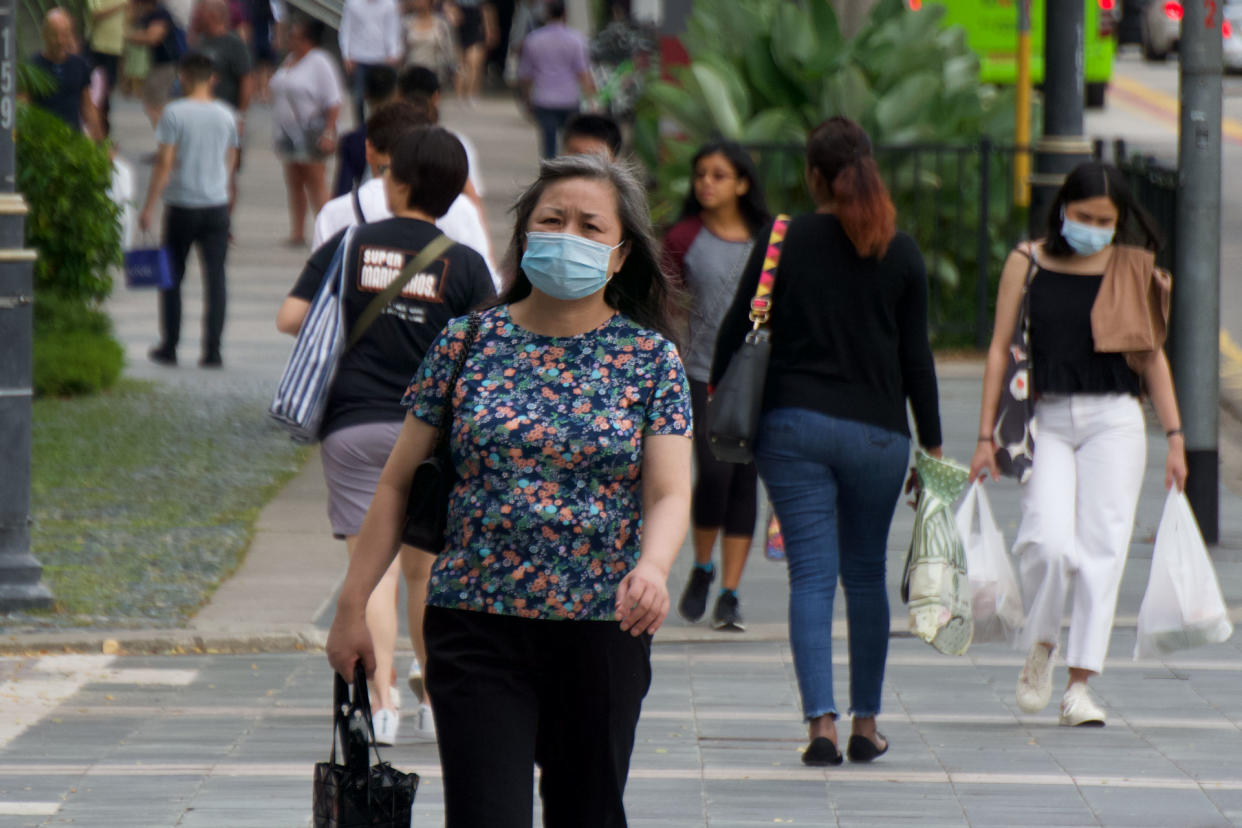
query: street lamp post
1028 0 1093 238
1174 0 1223 544
0 0 51 611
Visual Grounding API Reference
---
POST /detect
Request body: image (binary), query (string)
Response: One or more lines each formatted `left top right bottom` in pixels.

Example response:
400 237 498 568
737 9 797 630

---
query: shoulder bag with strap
269 231 457 443
706 215 790 464
993 243 1038 483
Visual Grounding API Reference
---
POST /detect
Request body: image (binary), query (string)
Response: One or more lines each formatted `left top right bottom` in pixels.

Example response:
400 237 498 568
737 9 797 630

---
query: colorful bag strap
749 215 791 330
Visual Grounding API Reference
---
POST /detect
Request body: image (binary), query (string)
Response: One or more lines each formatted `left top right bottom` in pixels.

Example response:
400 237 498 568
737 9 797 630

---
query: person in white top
311 99 500 291
339 0 404 127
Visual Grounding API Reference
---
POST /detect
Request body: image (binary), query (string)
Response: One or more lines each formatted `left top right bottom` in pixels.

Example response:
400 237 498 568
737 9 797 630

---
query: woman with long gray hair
326 153 693 826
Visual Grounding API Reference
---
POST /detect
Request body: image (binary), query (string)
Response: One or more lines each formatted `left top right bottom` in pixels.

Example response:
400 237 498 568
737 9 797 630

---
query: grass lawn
11 379 309 629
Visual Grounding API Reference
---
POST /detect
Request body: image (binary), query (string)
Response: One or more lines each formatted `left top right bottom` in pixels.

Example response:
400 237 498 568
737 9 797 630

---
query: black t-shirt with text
291 217 495 437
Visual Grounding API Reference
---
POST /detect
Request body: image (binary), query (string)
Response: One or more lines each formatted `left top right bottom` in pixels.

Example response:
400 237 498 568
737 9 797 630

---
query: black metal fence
742 142 1032 349
1112 142 1178 272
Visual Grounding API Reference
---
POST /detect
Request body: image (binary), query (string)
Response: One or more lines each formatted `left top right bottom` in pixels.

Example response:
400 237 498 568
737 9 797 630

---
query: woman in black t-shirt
276 126 493 746
969 163 1186 728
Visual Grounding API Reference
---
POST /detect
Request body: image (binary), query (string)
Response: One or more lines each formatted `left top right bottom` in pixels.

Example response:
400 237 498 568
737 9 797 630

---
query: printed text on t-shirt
357 246 448 303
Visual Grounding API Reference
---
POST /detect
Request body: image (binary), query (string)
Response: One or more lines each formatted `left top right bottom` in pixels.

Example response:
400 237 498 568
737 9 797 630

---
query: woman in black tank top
970 162 1186 728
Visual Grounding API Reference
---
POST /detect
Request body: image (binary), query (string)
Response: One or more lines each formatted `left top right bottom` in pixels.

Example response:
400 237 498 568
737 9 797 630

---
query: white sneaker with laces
415 702 436 740
1059 683 1106 727
407 659 425 700
1016 644 1055 713
372 708 400 746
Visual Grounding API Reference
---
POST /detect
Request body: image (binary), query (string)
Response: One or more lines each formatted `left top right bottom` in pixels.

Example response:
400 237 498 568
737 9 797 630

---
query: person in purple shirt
517 0 595 159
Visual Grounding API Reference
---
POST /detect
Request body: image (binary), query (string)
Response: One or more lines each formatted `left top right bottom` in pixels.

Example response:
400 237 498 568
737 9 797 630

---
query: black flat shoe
846 733 889 763
801 737 843 767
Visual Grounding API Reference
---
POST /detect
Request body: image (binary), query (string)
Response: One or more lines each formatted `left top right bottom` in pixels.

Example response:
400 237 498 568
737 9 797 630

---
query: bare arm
615 433 692 636
138 143 176 231
326 414 437 679
1142 350 1188 491
127 19 169 46
237 73 253 117
969 247 1032 482
577 70 596 99
275 296 311 334
316 103 341 154
93 0 127 22
80 87 104 143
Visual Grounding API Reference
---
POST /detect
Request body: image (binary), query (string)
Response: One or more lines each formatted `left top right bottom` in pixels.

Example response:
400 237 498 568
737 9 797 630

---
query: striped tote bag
269 228 355 443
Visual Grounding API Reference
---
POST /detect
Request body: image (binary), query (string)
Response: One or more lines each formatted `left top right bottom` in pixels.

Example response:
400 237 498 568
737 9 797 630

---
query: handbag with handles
402 310 483 551
312 663 418 828
270 231 456 443
993 245 1039 483
707 215 790 464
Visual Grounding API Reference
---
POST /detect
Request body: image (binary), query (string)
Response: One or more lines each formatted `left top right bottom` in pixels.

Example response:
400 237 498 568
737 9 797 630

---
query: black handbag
707 215 789 464
313 663 418 828
402 310 483 551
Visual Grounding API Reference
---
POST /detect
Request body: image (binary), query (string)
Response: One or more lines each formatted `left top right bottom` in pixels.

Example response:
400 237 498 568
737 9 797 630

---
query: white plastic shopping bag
954 482 1025 644
1134 489 1235 658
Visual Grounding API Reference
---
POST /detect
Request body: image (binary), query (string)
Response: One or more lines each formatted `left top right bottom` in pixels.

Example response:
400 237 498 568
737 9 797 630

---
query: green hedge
32 294 124 396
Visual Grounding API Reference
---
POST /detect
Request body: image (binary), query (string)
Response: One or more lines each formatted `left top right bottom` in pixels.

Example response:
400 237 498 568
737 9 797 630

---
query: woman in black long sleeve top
712 117 942 767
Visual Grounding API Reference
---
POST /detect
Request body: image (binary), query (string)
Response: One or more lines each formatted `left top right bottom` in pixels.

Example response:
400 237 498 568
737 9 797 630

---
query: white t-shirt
311 177 500 291
448 127 484 197
270 48 343 141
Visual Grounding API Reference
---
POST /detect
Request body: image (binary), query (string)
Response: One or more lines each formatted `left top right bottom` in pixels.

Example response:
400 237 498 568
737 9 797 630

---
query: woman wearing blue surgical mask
970 162 1186 728
326 152 693 827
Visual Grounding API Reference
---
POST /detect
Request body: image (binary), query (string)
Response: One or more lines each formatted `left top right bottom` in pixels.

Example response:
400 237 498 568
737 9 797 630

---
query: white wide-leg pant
1013 393 1147 673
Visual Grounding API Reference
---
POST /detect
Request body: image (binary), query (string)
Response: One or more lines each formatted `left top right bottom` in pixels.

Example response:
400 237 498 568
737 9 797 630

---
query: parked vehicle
909 0 1120 108
1141 0 1242 70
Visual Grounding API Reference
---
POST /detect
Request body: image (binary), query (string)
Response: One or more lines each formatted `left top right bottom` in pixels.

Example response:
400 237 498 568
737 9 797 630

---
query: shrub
33 326 125 397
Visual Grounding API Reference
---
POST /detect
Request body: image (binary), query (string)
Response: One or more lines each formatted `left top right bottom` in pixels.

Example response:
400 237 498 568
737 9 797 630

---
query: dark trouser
349 63 384 128
160 205 230 357
424 606 651 828
532 105 578 160
91 51 119 136
689 379 759 536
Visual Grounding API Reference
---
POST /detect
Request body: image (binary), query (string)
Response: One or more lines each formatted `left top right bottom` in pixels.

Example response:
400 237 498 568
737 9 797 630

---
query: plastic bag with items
1134 490 1234 658
901 451 973 655
954 482 1025 645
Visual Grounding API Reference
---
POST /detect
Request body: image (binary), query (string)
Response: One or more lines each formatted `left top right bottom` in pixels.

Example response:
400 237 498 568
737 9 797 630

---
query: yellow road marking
1111 73 1242 143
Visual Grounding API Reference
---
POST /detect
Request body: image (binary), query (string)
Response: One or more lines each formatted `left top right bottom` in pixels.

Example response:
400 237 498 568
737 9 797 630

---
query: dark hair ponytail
806 117 896 259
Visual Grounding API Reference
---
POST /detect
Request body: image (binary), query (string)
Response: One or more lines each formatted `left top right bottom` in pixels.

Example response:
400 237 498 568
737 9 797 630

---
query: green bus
908 0 1121 107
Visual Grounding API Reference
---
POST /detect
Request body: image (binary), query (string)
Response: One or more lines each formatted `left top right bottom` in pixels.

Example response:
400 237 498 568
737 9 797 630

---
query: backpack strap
351 181 366 224
748 214 790 331
347 233 456 350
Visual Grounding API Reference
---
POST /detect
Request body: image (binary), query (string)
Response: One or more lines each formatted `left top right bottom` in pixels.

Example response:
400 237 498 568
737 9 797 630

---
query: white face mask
520 232 623 300
1060 213 1116 256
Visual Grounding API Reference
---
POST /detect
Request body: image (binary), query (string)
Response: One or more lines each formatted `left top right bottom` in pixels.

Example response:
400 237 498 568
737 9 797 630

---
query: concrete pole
1174 0 1222 543
0 0 51 611
1028 0 1092 238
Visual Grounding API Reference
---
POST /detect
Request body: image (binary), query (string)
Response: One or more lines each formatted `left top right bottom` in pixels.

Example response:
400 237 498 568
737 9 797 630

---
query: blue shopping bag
124 246 174 289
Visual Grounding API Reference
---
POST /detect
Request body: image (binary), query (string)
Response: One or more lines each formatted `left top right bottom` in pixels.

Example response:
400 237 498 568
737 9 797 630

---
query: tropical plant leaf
874 72 940 135
770 2 818 81
690 62 744 139
821 64 874 124
741 108 807 144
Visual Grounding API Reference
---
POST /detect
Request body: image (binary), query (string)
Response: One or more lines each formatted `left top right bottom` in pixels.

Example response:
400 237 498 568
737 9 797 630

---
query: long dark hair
1044 162 1162 256
806 116 896 259
500 154 684 345
678 140 771 237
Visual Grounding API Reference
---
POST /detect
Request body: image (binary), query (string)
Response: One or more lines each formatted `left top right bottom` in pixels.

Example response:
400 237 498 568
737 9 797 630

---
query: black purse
402 310 483 551
312 663 418 828
707 216 789 464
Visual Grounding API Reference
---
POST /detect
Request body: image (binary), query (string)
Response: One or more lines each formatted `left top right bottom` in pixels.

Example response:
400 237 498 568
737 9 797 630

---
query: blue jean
755 408 909 720
532 105 578 160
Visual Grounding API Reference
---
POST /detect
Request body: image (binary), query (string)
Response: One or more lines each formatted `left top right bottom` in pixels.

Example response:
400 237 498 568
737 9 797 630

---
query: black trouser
424 606 652 828
160 205 230 357
532 105 578 160
689 379 759 536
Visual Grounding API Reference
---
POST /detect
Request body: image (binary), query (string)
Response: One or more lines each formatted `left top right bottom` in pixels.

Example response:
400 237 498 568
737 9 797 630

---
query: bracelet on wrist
977 435 993 443
1166 428 1184 439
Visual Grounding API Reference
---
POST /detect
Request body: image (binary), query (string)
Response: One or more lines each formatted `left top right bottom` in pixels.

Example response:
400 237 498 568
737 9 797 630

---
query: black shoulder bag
402 310 483 551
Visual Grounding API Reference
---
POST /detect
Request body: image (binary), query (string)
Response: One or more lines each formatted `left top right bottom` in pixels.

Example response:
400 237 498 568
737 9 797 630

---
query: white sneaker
372 708 400 746
407 659 424 701
1059 683 1106 727
1016 644 1055 713
415 702 436 740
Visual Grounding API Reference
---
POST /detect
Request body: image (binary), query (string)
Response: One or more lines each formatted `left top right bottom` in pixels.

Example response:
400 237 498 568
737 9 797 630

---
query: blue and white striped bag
269 228 356 443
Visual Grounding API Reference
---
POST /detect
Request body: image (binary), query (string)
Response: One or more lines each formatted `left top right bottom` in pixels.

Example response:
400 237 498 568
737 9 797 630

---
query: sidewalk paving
4 92 1242 826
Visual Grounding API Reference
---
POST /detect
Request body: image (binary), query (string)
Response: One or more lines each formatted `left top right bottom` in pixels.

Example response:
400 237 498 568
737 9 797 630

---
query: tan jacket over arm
1090 244 1172 374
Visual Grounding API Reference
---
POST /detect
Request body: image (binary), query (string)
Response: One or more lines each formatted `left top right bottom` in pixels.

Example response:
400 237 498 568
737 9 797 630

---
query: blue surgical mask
1060 214 1115 256
521 231 622 300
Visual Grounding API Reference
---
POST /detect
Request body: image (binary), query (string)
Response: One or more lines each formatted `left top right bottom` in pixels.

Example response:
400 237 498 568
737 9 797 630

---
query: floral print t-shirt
401 305 692 621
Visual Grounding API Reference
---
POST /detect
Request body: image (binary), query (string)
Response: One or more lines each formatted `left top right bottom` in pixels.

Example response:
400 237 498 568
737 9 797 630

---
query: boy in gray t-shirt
140 51 239 368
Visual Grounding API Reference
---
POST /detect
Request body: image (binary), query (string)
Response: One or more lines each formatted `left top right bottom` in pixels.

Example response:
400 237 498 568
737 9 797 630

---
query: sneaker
415 702 436 739
148 345 177 367
372 708 399 746
407 659 424 701
1016 644 1055 713
678 566 715 623
711 591 746 632
1059 683 1106 727
198 352 222 368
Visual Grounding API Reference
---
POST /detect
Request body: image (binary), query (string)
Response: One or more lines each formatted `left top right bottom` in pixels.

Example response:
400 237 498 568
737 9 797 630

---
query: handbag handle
347 233 457 350
747 215 791 331
329 662 387 773
431 310 483 459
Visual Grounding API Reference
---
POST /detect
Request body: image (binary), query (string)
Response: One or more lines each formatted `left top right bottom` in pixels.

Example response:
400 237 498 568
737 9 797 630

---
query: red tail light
1098 0 1117 37
1164 1 1184 21
1225 19 1234 38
